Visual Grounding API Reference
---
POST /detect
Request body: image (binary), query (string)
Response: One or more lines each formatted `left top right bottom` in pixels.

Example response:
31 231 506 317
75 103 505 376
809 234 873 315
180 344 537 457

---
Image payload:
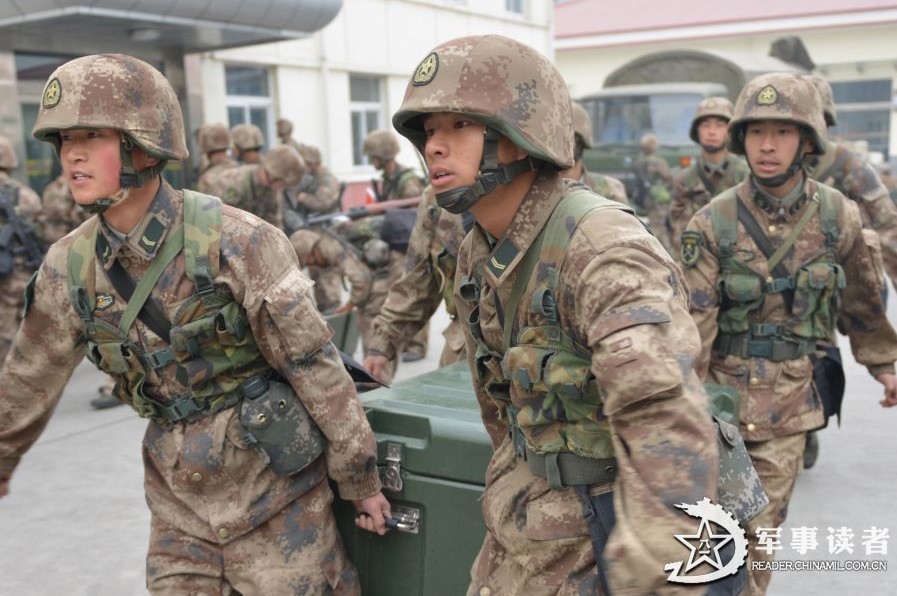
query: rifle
305 196 421 228
0 184 45 277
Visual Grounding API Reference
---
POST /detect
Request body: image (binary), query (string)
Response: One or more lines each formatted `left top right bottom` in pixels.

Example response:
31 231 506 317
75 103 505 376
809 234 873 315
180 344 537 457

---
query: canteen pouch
714 415 768 524
239 376 325 476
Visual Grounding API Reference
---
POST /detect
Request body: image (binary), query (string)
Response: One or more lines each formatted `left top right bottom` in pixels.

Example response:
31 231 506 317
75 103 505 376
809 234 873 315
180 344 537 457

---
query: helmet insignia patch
43 78 61 108
757 85 778 105
706 99 717 108
412 53 439 86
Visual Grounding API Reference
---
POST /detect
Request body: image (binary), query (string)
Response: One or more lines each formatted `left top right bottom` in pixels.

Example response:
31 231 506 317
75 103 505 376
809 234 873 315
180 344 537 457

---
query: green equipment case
334 362 492 596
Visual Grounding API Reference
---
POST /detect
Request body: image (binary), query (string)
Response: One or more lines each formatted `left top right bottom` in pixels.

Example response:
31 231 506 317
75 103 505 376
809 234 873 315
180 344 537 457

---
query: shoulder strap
67 217 102 329
710 188 739 260
502 189 630 350
183 189 222 303
815 184 840 249
695 163 718 197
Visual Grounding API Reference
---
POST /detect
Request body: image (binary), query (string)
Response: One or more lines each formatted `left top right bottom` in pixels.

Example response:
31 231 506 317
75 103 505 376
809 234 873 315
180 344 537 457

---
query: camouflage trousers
439 318 466 367
308 264 344 313
0 272 30 364
387 250 429 358
467 439 604 596
745 432 806 596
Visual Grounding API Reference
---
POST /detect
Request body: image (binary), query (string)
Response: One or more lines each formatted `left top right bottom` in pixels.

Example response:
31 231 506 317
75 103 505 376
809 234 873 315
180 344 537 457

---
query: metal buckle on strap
751 323 784 337
143 348 176 369
160 397 202 422
765 277 795 294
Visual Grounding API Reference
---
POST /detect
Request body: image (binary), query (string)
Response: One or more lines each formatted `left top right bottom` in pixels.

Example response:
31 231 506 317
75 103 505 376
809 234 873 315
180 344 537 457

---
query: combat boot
803 431 819 469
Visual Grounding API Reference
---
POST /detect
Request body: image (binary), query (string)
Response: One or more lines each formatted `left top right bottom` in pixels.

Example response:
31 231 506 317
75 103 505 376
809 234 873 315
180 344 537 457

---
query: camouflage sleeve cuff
867 363 896 378
0 456 21 476
367 331 398 361
335 470 383 501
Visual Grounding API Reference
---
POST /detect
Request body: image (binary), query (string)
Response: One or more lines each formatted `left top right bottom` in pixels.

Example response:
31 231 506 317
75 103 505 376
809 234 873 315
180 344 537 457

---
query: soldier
291 227 403 383
634 132 675 251
0 134 45 365
231 122 264 164
38 172 88 248
682 72 897 595
277 117 304 153
363 186 470 379
0 54 390 593
284 144 345 312
382 34 719 594
562 101 630 206
362 129 429 363
205 144 303 230
875 162 897 204
669 97 749 255
195 122 237 195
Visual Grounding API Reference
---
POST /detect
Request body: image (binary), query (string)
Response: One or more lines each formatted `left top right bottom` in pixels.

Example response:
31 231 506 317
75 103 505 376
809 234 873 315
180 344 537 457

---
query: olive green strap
118 226 184 335
766 195 820 273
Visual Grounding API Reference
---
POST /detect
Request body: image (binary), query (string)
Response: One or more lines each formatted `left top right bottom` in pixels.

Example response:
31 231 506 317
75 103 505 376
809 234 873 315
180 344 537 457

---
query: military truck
579 37 813 205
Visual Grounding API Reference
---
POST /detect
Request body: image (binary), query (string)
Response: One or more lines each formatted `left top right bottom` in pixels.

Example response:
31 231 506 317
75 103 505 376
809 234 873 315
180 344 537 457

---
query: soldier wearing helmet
669 97 749 254
230 123 265 164
276 118 303 153
204 144 305 230
681 72 897 596
561 101 631 206
195 123 237 195
0 134 45 364
0 53 390 593
633 132 675 251
386 35 720 595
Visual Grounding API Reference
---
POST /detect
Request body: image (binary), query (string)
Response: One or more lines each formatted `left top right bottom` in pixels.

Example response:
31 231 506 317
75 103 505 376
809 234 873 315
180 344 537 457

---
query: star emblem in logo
43 78 62 108
675 517 733 573
757 85 778 105
412 53 439 86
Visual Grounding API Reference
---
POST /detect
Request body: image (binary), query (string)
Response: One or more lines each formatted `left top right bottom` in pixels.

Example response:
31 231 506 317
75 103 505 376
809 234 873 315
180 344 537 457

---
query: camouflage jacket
684 176 897 441
290 229 372 308
807 140 897 289
38 174 89 248
195 157 238 195
369 187 467 360
295 167 341 215
201 164 283 230
670 153 749 254
0 172 43 277
0 180 381 540
455 171 717 594
580 167 630 206
375 164 424 201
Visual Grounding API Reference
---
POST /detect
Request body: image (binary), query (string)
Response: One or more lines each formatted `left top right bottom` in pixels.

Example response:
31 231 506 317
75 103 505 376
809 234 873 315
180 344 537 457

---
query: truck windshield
589 93 703 147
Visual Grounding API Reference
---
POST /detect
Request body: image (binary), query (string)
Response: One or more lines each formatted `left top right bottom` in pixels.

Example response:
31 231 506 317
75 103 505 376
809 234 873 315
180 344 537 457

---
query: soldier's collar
96 181 179 268
700 155 729 175
749 175 808 218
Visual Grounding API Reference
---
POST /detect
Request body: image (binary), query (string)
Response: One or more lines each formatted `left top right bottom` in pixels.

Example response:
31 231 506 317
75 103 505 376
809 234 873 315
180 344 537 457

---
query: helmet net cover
392 34 574 170
32 54 188 161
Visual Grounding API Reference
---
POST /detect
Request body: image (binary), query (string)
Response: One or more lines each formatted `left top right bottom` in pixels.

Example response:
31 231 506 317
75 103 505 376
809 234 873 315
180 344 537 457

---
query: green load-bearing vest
462 189 632 463
710 185 844 361
67 190 269 424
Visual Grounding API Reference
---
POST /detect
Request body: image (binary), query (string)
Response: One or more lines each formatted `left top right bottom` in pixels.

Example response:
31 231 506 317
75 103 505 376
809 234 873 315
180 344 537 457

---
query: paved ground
1 300 895 595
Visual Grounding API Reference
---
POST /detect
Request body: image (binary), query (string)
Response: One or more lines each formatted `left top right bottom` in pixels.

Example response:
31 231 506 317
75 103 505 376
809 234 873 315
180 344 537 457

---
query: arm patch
680 231 704 268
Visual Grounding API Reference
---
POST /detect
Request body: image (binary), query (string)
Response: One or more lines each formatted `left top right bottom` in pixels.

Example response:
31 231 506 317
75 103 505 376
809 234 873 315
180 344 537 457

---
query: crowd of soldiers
0 38 896 596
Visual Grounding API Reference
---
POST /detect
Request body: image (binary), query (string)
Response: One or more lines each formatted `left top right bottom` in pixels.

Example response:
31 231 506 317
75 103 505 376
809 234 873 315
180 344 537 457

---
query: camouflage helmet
689 96 735 144
728 72 826 156
262 145 305 187
299 144 322 165
802 73 837 127
276 118 294 139
571 101 594 149
640 133 660 154
362 130 400 161
0 134 18 169
32 54 188 161
198 123 231 154
392 35 574 170
290 229 321 262
231 123 264 151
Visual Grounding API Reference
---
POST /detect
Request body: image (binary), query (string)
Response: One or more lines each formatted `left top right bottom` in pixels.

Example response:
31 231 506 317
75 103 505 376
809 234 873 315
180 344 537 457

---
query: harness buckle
143 348 176 369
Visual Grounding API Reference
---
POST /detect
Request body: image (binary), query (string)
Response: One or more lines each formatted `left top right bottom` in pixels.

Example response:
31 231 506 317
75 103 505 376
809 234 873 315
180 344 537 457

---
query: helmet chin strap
435 127 537 214
702 143 726 154
750 143 805 188
84 135 166 215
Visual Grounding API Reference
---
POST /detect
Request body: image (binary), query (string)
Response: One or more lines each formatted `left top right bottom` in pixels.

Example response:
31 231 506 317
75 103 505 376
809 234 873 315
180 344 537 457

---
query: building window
506 0 525 14
350 74 384 166
225 66 274 148
830 79 891 159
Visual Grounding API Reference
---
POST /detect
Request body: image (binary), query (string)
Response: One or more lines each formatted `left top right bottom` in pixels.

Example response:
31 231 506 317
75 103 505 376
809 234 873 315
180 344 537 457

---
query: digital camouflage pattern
688 96 735 144
0 181 381 594
802 73 838 127
231 123 264 152
296 161 342 215
38 173 89 248
581 170 630 206
362 130 400 161
455 173 717 595
369 186 468 367
203 164 284 229
669 153 749 254
0 172 43 364
198 123 231 154
195 154 238 195
0 135 18 169
393 35 574 170
633 150 674 251
276 118 304 154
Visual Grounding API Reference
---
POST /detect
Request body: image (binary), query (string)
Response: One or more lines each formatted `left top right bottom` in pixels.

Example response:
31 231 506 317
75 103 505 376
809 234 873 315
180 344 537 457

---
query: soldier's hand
353 491 392 535
0 472 10 498
334 302 354 315
875 372 897 407
364 354 389 381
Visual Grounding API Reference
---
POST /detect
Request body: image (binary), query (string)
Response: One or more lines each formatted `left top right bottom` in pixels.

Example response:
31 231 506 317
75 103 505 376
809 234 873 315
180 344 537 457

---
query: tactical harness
0 183 44 277
710 184 843 362
68 191 269 426
460 189 627 490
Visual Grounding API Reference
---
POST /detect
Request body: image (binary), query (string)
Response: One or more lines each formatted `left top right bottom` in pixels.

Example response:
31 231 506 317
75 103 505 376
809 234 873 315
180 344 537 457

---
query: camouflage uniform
231 123 264 165
0 169 43 364
683 73 897 595
201 164 282 228
581 169 629 206
876 164 897 204
394 35 718 595
634 134 675 252
368 186 468 368
277 118 304 154
569 102 631 207
37 173 88 247
0 54 382 594
195 123 238 196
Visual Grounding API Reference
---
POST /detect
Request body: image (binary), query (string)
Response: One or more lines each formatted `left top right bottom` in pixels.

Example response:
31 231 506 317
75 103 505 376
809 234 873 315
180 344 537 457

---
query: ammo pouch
810 345 846 428
239 376 325 476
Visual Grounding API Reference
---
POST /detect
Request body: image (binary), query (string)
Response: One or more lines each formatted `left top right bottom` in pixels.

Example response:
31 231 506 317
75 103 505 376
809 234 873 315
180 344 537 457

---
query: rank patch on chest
96 293 115 310
680 231 703 268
